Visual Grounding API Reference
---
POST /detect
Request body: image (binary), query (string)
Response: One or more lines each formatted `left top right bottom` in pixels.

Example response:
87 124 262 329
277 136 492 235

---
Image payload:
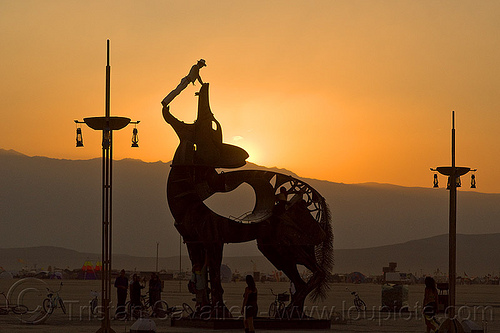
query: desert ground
0 279 498 332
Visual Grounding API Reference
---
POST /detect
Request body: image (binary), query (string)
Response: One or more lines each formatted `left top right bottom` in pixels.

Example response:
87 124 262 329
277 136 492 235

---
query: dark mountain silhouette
1 233 499 276
1 149 499 267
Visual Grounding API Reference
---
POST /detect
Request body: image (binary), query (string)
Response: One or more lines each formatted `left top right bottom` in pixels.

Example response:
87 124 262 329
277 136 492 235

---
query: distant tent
94 261 102 279
221 264 232 283
272 270 283 282
79 260 97 280
94 261 102 272
347 272 366 283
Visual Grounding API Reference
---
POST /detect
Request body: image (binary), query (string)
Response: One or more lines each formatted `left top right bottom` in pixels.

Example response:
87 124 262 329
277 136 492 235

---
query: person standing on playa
161 59 207 107
114 269 128 316
149 272 162 317
423 276 440 333
190 256 209 314
241 274 258 333
129 274 145 316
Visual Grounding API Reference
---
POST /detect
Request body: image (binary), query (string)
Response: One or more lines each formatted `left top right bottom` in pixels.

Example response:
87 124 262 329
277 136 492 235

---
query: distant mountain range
1 149 499 276
1 233 499 276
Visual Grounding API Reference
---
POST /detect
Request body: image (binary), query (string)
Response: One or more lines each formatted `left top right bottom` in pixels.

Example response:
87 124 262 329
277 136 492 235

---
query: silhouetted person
130 274 144 316
191 257 209 314
149 272 162 317
423 276 440 333
289 281 296 302
241 274 258 333
114 269 128 316
162 59 207 107
274 186 288 215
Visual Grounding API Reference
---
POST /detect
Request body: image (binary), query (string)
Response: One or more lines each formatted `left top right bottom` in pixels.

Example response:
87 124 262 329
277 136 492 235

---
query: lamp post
75 40 139 333
156 242 159 273
430 111 476 319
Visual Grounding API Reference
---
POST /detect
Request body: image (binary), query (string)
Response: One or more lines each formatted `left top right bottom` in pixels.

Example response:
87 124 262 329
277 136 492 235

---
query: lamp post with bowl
75 40 139 333
430 111 476 320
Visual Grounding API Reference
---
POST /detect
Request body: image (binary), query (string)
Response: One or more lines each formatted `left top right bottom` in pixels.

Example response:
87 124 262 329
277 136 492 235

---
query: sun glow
1 2 500 193
231 138 265 166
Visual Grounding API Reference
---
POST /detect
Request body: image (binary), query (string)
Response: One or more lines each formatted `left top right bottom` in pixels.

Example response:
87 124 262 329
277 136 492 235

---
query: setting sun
230 137 265 166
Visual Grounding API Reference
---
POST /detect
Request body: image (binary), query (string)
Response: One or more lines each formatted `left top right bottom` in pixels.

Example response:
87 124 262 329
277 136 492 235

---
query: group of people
114 269 163 317
113 261 258 333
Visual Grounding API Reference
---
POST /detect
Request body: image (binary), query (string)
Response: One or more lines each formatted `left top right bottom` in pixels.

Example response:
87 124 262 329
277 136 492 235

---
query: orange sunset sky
1 1 499 193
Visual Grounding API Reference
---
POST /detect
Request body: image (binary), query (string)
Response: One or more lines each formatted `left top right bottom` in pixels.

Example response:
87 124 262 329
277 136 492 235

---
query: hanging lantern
471 174 476 189
76 127 84 147
131 126 139 148
102 128 111 149
433 174 439 188
447 176 462 189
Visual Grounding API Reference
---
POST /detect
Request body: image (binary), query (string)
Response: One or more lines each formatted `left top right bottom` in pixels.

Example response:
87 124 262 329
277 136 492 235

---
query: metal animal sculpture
162 82 333 316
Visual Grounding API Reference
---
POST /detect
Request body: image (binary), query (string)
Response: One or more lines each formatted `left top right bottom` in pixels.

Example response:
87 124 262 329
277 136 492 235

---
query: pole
179 234 182 292
156 242 159 273
97 39 115 333
105 39 110 118
449 111 456 318
100 128 106 329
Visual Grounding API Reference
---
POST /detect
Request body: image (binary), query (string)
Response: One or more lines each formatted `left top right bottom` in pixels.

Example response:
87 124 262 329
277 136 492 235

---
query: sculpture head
197 59 206 68
164 83 248 168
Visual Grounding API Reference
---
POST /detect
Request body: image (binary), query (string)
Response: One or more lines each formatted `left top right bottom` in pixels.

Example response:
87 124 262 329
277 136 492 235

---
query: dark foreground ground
0 280 498 332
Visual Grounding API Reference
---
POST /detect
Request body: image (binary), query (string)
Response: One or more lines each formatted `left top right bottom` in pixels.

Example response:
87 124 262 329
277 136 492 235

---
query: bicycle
346 287 366 311
180 302 194 317
43 282 66 314
125 292 169 319
0 291 28 315
268 289 289 318
164 302 194 319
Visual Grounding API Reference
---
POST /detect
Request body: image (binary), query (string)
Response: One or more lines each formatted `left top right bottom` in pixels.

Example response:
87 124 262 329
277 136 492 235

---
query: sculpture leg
294 259 327 312
258 242 307 317
186 241 205 270
279 263 307 317
185 241 209 314
281 256 327 318
205 242 230 317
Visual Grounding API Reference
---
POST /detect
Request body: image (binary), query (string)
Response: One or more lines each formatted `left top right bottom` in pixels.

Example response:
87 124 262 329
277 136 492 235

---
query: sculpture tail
310 197 334 302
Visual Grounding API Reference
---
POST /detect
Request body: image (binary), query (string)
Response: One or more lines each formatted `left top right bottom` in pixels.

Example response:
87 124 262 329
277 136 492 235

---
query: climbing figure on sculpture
274 186 288 215
160 62 333 318
162 59 206 107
